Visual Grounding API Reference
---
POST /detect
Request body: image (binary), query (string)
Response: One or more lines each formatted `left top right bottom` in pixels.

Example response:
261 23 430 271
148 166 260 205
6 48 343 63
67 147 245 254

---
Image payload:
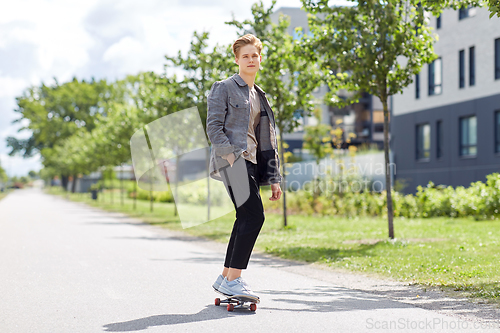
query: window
459 116 477 156
437 120 443 158
459 6 469 20
415 73 420 99
495 111 500 153
428 57 442 96
459 50 465 88
374 124 384 134
437 15 441 29
469 46 475 86
495 38 500 80
416 123 431 160
459 6 476 20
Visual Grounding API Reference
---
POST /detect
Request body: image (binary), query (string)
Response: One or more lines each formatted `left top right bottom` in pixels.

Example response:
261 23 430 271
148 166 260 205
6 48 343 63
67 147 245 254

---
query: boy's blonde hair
232 34 263 58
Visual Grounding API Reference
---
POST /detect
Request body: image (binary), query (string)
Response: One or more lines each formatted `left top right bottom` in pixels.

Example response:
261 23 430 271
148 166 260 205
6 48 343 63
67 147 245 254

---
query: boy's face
235 44 262 76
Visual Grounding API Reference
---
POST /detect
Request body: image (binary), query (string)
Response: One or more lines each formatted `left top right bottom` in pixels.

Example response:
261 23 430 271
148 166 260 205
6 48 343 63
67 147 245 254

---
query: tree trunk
102 167 105 203
339 149 344 198
71 174 77 193
279 129 287 227
174 157 179 216
110 168 113 205
381 94 394 239
61 174 68 191
206 149 210 222
150 165 153 212
133 177 137 210
120 164 124 206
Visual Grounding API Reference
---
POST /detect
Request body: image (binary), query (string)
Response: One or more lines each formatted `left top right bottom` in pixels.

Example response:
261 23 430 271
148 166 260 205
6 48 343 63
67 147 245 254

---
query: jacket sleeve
273 149 283 185
206 81 235 157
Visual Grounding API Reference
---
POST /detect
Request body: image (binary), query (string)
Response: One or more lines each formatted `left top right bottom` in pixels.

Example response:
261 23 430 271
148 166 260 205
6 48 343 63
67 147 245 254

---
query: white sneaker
212 274 226 293
218 277 259 299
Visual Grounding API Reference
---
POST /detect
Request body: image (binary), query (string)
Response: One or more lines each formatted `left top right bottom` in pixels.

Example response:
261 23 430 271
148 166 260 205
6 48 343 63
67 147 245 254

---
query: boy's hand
222 153 236 167
270 183 282 201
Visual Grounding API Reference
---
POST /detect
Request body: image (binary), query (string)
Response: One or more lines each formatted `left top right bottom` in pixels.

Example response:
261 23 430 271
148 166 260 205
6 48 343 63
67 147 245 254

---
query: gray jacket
206 73 282 186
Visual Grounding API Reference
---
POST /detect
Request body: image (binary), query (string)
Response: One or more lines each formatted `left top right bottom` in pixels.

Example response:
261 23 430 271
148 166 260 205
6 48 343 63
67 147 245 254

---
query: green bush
107 172 500 221
271 172 500 220
126 181 174 203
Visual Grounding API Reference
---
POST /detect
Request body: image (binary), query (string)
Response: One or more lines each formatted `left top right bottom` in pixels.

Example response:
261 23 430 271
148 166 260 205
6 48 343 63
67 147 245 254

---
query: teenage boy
206 34 282 298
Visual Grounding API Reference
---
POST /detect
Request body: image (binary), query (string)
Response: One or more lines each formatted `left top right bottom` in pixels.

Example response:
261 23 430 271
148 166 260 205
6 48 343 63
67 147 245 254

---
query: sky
0 0 350 177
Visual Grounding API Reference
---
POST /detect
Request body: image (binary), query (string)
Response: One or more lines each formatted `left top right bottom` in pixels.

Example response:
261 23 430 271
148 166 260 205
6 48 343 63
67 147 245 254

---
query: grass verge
44 186 500 306
0 189 13 202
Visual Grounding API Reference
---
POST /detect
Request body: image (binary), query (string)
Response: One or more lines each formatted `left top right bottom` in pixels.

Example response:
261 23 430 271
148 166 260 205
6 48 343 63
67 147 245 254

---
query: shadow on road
257 285 413 313
102 305 254 332
102 285 414 332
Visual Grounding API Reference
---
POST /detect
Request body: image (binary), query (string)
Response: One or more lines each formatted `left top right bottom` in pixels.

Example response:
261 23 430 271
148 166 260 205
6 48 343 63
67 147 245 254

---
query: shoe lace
238 278 253 292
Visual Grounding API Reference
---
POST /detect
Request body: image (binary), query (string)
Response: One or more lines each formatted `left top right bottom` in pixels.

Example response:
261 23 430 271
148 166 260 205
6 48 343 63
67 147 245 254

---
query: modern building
392 7 500 194
270 7 390 159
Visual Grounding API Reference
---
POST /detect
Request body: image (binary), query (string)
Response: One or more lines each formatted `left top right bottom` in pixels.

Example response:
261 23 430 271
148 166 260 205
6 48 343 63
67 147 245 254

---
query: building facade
392 7 500 194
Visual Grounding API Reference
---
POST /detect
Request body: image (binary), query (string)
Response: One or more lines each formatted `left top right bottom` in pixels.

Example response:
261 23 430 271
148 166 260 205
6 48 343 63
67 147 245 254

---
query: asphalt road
1 188 499 333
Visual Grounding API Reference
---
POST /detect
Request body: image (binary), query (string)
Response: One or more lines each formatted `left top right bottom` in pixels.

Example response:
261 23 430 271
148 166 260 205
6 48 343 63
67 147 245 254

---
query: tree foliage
226 0 322 226
0 159 7 183
7 77 118 158
302 0 440 238
165 31 235 133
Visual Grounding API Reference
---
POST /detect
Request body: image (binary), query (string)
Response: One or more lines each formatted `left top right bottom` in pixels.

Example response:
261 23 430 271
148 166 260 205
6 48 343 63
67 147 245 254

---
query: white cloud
0 77 28 99
0 0 348 177
0 0 97 84
0 152 41 177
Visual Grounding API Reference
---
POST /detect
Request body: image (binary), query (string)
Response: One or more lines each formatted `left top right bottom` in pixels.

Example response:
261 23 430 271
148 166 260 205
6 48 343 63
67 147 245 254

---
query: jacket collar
231 73 267 95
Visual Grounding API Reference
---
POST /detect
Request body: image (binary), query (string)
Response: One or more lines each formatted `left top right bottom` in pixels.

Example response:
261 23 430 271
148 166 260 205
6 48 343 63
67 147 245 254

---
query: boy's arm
206 81 234 157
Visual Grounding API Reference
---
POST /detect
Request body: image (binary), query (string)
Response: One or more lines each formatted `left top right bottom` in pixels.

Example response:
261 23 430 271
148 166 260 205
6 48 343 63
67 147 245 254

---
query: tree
302 107 333 203
165 31 235 218
302 0 438 239
28 170 38 179
227 0 322 226
0 159 7 184
44 99 141 194
165 31 235 132
7 77 118 190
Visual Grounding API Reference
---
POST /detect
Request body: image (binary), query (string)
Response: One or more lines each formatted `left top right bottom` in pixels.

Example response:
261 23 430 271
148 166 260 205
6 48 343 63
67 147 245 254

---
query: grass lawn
45 186 500 306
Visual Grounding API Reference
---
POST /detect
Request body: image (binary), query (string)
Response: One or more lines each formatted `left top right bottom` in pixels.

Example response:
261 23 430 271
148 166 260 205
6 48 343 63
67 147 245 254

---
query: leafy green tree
47 100 142 194
90 102 141 201
165 31 235 218
7 77 118 190
39 166 58 187
123 71 192 124
0 160 7 183
28 170 38 179
302 108 333 202
227 0 322 226
303 108 334 165
302 0 438 239
165 31 235 132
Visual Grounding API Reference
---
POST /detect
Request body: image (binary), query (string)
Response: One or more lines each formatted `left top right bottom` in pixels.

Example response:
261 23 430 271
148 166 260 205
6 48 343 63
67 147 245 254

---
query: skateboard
214 289 260 312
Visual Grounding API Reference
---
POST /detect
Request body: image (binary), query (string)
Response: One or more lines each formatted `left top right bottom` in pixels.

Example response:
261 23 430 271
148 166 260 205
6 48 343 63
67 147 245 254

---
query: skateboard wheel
227 304 234 312
250 303 257 311
215 298 221 306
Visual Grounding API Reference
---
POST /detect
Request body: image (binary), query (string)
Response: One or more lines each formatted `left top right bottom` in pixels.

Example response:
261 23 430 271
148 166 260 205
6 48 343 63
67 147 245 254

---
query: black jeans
221 158 265 270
